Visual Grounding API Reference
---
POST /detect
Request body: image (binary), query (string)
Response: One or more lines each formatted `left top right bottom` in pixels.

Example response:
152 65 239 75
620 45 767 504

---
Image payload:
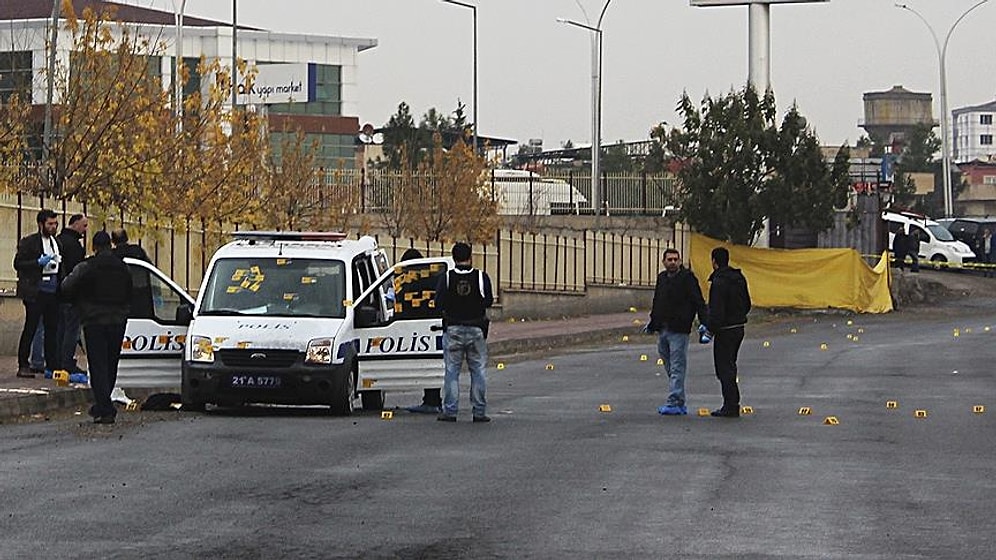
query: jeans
442 325 488 417
657 329 689 407
84 323 127 419
19 293 60 371
713 326 745 412
58 303 82 371
29 321 44 370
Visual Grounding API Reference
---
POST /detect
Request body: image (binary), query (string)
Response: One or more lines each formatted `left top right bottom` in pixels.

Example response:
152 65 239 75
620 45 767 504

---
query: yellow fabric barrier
689 233 893 314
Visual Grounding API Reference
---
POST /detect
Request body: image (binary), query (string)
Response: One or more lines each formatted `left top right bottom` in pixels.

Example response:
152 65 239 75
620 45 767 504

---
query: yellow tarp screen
688 233 893 314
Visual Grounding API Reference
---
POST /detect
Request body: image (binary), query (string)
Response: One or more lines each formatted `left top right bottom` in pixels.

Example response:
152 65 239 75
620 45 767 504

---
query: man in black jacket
111 228 151 262
13 209 64 378
56 214 88 373
707 246 752 418
647 248 707 416
61 231 134 424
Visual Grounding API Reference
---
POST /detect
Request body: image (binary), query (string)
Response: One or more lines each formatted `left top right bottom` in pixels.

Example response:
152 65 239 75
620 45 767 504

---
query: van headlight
306 338 333 364
190 336 215 363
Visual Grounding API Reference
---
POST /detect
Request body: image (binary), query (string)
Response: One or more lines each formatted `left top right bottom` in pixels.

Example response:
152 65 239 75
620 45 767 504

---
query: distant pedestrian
977 228 994 278
707 247 752 418
647 248 708 416
434 242 494 423
13 209 64 378
110 228 151 262
56 214 88 373
61 231 133 425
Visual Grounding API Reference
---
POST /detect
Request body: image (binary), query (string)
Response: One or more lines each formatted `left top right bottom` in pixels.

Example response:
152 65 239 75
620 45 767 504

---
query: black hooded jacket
707 265 751 330
648 266 707 334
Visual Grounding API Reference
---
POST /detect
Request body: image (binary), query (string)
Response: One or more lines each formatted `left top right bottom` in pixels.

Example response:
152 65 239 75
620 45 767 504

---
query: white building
0 0 376 168
952 99 996 164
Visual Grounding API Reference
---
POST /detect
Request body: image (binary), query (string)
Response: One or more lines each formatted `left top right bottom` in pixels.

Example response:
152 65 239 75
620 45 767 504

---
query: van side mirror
176 304 194 325
354 305 379 328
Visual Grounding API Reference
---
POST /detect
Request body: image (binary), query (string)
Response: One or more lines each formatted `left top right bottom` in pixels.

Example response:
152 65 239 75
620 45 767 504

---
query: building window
0 51 33 102
984 176 996 185
981 135 993 146
982 114 993 126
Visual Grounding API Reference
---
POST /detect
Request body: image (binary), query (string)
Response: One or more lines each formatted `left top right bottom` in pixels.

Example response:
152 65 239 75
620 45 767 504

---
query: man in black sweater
707 246 752 418
13 209 64 378
56 214 88 373
61 231 134 424
111 228 151 262
647 248 707 416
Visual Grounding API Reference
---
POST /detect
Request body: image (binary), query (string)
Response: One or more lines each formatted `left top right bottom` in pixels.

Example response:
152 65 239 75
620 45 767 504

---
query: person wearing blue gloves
647 248 708 416
13 209 65 378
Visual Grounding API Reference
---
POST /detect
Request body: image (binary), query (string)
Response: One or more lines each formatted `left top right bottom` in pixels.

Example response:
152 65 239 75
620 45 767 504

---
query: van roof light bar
232 231 348 242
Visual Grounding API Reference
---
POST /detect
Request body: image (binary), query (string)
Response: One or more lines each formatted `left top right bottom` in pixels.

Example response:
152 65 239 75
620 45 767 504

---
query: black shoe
93 416 116 425
16 367 35 378
710 408 740 418
473 415 491 423
436 414 457 422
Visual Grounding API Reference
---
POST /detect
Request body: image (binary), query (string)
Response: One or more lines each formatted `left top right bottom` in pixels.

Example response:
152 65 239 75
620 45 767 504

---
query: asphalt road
2 305 996 559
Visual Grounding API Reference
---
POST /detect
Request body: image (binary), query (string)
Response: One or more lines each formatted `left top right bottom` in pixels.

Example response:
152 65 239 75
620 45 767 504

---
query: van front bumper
182 360 351 407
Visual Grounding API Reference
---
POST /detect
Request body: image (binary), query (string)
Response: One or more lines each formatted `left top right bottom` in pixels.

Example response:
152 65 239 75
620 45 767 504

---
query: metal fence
299 168 678 217
1 192 679 299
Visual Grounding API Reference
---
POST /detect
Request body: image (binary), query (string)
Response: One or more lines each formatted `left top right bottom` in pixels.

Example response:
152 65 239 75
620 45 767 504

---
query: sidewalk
0 311 648 422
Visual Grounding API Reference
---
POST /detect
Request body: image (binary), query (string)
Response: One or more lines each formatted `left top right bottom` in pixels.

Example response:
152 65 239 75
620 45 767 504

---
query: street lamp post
896 0 991 218
441 0 478 153
171 0 187 119
558 0 612 215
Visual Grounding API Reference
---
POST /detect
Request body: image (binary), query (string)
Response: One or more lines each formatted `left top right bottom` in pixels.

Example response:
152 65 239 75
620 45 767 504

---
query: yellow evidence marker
789 328 798 334
762 341 771 348
639 354 648 362
496 363 505 370
973 405 985 414
381 411 393 420
598 404 612 413
53 370 69 386
798 407 812 416
823 416 840 426
545 364 555 371
820 343 828 351
914 409 928 419
697 408 710 417
741 406 754 415
125 401 140 412
886 401 899 409
656 358 664 366
621 335 630 342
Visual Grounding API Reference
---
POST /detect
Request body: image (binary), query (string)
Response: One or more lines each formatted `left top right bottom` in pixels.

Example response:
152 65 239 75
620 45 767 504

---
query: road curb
0 386 90 422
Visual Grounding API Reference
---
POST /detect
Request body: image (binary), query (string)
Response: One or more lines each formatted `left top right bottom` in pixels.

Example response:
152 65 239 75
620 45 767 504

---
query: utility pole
42 0 60 194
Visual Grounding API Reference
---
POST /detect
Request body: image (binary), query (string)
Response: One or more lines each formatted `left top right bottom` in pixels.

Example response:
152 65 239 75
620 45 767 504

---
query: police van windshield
927 224 955 242
200 258 346 318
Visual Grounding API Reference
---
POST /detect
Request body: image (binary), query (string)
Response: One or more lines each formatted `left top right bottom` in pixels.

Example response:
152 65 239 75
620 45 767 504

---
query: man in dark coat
61 231 134 424
111 228 151 262
647 247 707 416
55 214 88 373
13 209 64 378
707 246 752 418
892 227 909 270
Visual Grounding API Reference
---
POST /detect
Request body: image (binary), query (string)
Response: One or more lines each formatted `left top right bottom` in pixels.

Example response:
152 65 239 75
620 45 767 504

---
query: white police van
125 231 452 415
882 211 975 267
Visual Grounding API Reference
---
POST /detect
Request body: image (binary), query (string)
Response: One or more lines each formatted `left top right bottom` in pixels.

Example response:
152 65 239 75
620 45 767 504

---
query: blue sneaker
657 404 687 416
44 369 53 379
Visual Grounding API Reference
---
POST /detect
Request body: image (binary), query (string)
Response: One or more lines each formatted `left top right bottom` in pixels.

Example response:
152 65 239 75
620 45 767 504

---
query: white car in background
882 211 976 267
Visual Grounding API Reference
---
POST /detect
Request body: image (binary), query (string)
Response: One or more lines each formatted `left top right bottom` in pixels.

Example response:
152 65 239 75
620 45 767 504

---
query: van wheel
361 390 385 411
930 255 947 270
181 392 206 413
329 368 355 416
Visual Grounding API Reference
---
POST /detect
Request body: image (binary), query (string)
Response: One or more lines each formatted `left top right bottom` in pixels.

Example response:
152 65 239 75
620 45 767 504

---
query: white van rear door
353 258 452 394
118 258 194 388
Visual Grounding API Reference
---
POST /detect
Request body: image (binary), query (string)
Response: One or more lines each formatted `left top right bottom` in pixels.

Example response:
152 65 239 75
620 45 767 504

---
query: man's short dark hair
92 231 112 249
451 242 472 262
36 209 56 224
401 248 424 261
711 246 730 267
68 214 85 225
111 228 128 245
663 247 680 259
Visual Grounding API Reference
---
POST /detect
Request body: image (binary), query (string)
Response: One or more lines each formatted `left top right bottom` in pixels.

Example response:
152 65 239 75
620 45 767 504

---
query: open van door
118 258 195 388
353 257 452 409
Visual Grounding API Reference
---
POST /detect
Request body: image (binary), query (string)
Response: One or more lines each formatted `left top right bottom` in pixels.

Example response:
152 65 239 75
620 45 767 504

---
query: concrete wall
492 285 653 321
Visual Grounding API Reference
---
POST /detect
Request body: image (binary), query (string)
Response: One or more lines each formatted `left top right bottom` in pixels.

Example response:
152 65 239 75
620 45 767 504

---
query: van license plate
230 375 282 388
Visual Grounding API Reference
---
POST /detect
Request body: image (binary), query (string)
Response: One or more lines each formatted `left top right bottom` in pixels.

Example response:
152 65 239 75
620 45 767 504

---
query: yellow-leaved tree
0 93 28 192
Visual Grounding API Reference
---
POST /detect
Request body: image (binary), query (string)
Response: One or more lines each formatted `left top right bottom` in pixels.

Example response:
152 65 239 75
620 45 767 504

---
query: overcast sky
140 0 993 150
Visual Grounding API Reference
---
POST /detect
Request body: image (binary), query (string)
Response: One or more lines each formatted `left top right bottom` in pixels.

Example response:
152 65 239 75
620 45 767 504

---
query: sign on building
236 63 315 105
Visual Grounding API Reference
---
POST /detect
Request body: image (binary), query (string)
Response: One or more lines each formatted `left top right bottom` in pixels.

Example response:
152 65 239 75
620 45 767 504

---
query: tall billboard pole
691 0 829 92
